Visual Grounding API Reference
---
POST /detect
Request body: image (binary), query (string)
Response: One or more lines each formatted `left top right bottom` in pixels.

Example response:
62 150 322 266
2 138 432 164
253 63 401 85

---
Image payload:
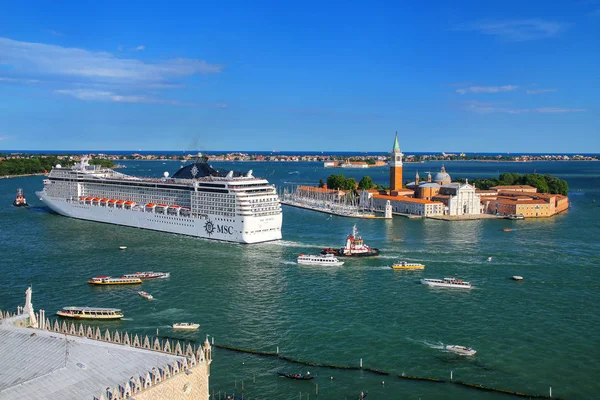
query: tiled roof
0 323 186 400
373 194 442 205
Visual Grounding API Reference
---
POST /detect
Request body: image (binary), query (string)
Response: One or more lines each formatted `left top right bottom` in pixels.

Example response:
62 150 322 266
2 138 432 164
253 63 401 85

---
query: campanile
389 131 403 191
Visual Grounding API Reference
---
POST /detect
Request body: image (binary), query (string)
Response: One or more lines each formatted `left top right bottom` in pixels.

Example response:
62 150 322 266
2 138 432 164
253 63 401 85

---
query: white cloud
117 45 124 52
56 89 154 103
526 88 557 94
459 19 564 41
0 77 40 85
463 101 585 114
134 45 145 51
456 85 519 95
0 37 223 85
535 107 586 113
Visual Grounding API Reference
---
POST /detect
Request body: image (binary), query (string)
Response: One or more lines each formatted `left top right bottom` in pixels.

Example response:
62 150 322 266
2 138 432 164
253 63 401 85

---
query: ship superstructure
36 156 282 243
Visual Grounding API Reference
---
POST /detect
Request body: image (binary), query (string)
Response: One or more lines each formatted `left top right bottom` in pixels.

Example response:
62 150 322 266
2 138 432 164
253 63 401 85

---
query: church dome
433 166 451 184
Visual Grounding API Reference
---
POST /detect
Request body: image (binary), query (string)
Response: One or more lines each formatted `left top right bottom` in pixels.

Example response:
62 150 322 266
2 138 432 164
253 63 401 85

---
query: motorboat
88 276 142 285
392 261 425 270
487 257 492 262
277 372 314 380
512 275 524 281
123 271 170 280
56 306 123 320
172 322 200 330
421 278 472 289
297 254 344 266
13 188 28 207
119 246 127 250
503 228 513 232
138 291 153 300
442 344 477 356
321 225 380 257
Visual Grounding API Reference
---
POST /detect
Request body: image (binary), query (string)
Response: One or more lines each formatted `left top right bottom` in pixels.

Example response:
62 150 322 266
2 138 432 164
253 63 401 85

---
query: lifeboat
100 198 109 203
145 203 156 208
125 201 134 205
85 197 93 201
108 199 117 203
116 200 125 204
158 203 168 207
79 196 85 201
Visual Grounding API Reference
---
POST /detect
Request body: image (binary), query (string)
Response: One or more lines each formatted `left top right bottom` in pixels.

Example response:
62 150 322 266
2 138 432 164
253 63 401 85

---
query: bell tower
389 132 403 192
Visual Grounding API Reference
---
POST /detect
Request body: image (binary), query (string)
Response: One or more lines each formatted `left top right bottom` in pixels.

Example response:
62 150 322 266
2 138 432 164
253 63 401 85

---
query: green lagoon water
1 160 599 399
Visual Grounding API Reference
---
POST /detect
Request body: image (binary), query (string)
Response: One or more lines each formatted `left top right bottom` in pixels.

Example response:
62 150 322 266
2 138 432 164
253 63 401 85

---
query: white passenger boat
88 276 142 285
172 322 200 331
36 155 282 244
123 271 170 280
56 306 124 320
138 291 153 300
421 277 472 289
297 253 344 266
512 275 524 281
443 345 477 356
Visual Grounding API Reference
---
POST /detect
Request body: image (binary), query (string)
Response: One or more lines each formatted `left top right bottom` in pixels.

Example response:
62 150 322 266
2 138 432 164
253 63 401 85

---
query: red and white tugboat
13 188 28 207
322 225 380 257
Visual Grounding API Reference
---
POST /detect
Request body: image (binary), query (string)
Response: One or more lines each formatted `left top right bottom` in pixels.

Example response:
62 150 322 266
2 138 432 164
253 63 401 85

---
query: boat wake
364 266 393 271
280 260 297 266
271 240 322 249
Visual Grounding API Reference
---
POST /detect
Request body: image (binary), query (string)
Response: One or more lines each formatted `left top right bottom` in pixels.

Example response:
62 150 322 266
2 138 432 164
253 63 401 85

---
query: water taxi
392 261 425 270
88 276 142 285
322 225 380 257
13 188 28 207
172 322 200 331
56 306 123 320
123 271 170 280
421 277 472 289
138 291 153 300
443 345 477 356
297 254 344 266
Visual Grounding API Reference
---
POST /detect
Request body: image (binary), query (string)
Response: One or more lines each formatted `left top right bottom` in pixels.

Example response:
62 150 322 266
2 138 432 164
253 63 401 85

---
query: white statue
24 286 38 328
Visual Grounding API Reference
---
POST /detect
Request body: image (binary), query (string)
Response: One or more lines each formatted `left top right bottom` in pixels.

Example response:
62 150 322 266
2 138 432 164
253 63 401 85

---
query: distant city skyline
0 0 598 152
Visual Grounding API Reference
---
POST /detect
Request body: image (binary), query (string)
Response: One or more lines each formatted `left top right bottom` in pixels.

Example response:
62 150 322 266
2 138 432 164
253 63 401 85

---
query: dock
281 200 391 219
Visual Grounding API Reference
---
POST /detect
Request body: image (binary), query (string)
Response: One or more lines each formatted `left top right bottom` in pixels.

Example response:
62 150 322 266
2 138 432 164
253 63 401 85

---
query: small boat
88 276 142 285
442 344 477 356
359 392 368 399
138 291 153 300
512 275 524 281
392 261 425 270
119 246 127 250
508 214 525 220
57 306 123 320
277 372 314 380
13 188 28 207
172 322 200 330
421 277 472 289
487 257 492 262
321 225 380 257
503 228 513 232
297 253 344 266
123 271 170 280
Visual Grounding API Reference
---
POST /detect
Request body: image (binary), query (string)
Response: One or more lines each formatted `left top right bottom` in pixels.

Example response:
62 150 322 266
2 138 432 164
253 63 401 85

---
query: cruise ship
36 156 282 244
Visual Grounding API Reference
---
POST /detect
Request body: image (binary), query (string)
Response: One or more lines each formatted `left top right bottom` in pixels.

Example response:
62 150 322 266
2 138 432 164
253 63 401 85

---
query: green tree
318 179 325 188
358 176 374 190
326 174 346 190
344 177 357 191
89 158 115 168
523 174 549 193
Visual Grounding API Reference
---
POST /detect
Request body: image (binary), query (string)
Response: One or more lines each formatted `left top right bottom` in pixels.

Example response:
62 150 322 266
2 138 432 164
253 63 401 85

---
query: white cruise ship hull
37 192 282 244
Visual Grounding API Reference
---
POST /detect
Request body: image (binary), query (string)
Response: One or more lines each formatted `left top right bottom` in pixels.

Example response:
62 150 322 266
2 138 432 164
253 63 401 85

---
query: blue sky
0 0 598 152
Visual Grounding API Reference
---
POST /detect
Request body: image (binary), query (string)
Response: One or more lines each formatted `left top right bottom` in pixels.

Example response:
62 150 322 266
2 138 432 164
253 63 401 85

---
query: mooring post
212 336 214 345
316 383 318 395
360 358 363 368
277 346 279 355
450 370 453 382
242 380 244 392
550 387 552 398
253 373 256 383
235 380 237 390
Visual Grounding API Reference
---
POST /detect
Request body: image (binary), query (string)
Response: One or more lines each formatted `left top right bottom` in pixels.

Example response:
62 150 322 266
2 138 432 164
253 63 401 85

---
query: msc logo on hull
204 219 234 236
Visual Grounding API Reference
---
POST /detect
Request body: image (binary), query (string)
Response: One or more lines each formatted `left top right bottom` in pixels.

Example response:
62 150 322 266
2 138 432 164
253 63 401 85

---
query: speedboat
123 271 170 280
421 278 472 289
297 254 344 266
503 228 513 232
88 276 142 285
138 291 153 300
392 261 424 270
487 257 492 262
57 306 123 320
172 322 200 331
443 344 477 356
119 246 127 250
512 275 524 281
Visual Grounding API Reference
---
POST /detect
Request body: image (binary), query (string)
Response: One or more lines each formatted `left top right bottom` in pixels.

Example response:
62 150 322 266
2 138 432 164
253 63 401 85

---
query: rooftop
490 185 536 190
0 320 187 400
373 194 443 205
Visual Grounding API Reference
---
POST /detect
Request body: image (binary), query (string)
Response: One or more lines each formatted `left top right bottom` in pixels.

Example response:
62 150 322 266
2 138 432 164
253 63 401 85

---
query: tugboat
13 188 28 207
321 225 380 257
